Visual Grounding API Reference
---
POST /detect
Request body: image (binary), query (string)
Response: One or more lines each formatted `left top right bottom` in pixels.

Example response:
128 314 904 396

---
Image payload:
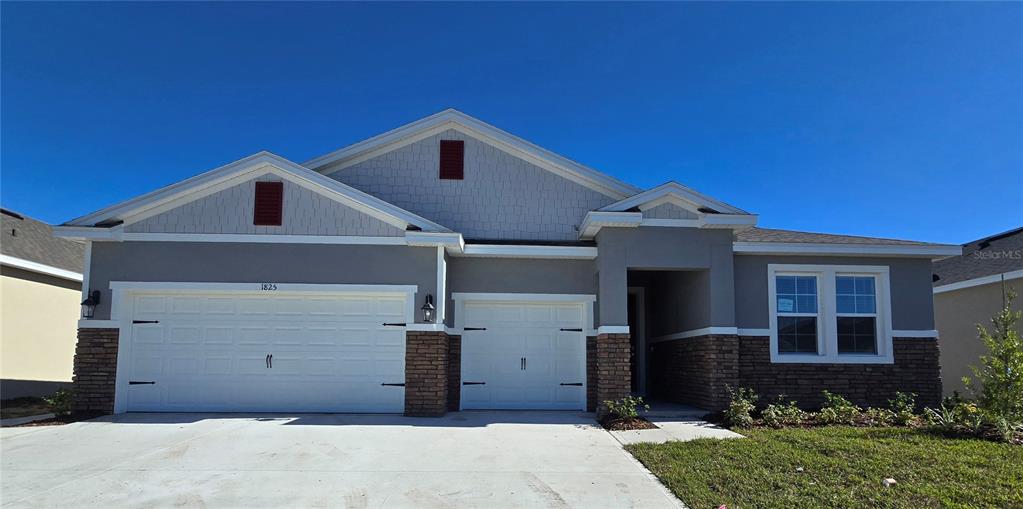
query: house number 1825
260 283 278 291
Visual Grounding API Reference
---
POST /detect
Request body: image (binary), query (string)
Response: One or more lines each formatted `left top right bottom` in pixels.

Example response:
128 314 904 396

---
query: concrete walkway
609 404 744 445
1 411 683 508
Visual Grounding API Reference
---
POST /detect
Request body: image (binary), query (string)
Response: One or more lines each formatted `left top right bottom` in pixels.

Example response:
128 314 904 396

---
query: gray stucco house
56 110 960 416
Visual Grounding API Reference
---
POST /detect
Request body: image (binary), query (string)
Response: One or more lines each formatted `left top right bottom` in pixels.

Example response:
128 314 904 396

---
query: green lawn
626 427 1023 509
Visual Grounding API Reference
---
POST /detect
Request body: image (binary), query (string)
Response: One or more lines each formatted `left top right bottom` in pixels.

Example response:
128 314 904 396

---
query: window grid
775 275 819 354
836 275 879 355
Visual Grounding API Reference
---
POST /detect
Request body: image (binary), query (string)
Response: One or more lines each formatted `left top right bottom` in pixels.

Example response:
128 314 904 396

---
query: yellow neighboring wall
935 279 1022 396
1 269 81 383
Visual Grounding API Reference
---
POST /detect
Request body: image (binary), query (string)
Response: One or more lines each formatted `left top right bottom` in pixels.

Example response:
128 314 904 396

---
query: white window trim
767 264 894 364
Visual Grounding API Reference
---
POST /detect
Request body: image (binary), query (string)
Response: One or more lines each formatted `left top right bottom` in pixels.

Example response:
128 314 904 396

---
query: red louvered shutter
253 181 284 226
439 140 464 180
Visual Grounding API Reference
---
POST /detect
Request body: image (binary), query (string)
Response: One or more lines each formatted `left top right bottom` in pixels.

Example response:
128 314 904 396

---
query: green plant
926 400 983 433
723 386 758 428
761 395 806 428
963 290 1023 441
603 395 649 420
817 391 861 425
43 389 72 416
864 407 895 426
889 392 917 426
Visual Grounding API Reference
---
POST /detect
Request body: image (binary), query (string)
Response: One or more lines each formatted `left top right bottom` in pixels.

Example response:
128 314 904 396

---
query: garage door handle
129 381 156 385
269 354 272 369
462 381 486 385
265 354 270 368
560 383 583 386
133 320 159 324
559 328 582 332
381 383 405 387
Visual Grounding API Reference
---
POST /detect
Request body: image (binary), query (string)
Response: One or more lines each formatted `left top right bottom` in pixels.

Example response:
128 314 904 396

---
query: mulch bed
601 417 659 431
12 415 80 427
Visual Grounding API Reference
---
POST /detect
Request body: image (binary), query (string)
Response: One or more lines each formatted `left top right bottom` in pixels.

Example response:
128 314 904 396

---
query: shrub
723 386 758 428
962 290 1023 441
926 398 983 434
44 389 72 416
817 390 861 425
889 392 917 426
603 395 649 420
864 407 895 426
761 395 806 428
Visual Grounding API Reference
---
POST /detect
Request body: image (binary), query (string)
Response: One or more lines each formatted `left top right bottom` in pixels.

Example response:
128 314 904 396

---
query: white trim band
650 327 739 343
933 269 1023 294
596 325 630 335
0 254 83 282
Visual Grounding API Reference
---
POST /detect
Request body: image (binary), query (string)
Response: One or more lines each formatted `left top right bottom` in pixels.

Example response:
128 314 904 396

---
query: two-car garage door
126 291 408 413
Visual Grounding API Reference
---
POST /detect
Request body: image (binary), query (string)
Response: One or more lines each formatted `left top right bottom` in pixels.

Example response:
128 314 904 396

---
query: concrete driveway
1 411 681 508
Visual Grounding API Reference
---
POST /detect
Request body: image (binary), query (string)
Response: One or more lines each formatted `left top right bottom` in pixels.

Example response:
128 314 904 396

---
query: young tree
963 290 1023 437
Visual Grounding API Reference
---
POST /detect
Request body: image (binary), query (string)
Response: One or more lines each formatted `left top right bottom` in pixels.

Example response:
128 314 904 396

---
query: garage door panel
461 300 586 410
126 291 408 413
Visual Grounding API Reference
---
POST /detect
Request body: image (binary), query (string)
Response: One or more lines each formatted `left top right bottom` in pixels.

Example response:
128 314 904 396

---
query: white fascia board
122 233 407 245
52 225 122 241
65 152 450 233
650 327 739 343
579 211 643 239
600 181 749 215
405 231 465 250
457 244 598 260
306 109 640 200
733 242 962 259
0 255 83 282
934 269 1023 294
452 292 596 303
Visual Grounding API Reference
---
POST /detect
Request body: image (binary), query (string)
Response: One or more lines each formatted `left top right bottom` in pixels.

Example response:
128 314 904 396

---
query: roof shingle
932 227 1023 287
1 209 85 273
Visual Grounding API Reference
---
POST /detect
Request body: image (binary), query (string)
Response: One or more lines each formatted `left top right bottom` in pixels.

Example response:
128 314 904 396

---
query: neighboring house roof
933 227 1023 288
1 209 84 281
733 227 961 258
303 109 642 200
61 151 452 234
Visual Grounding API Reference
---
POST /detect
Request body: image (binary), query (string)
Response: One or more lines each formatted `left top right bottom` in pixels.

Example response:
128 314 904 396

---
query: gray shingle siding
328 129 615 241
125 175 404 237
643 203 698 220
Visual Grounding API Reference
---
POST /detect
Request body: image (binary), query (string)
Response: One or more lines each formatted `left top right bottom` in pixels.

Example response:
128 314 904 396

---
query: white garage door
125 291 407 413
460 300 586 410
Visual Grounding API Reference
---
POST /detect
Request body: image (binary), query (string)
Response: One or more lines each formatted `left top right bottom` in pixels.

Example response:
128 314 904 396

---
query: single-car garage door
460 299 586 410
125 290 407 413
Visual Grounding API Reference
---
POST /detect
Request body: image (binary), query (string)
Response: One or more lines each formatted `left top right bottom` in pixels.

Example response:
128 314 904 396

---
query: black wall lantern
81 290 101 319
421 294 436 323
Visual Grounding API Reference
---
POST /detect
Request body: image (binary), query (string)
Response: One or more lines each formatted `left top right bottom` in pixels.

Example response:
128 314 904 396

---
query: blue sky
2 2 1020 244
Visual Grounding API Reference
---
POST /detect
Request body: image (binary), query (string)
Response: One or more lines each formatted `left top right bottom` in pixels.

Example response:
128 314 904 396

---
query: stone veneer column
72 328 120 417
446 335 462 412
595 333 631 417
586 336 597 412
404 331 449 417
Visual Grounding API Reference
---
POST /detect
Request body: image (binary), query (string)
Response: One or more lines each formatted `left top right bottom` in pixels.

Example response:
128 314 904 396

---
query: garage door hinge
559 328 582 332
132 320 159 324
559 383 583 386
462 381 486 385
382 322 406 327
381 383 405 387
463 327 486 331
129 381 156 385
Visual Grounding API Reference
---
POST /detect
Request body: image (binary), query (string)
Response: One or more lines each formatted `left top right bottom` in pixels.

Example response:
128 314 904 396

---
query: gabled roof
62 152 451 233
1 209 84 281
598 181 750 215
933 226 1023 287
303 109 641 200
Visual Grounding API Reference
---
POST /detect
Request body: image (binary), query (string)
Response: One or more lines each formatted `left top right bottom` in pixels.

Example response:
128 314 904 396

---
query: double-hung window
768 265 893 364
